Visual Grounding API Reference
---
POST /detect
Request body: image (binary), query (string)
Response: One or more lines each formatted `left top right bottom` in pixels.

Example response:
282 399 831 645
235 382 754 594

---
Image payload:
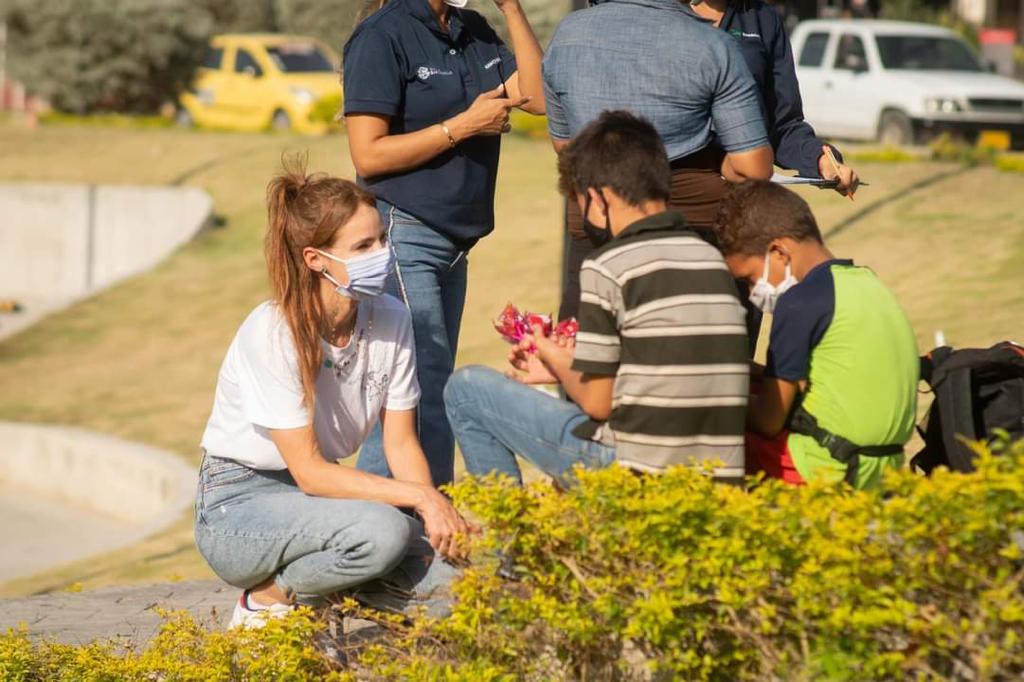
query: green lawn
0 122 1022 595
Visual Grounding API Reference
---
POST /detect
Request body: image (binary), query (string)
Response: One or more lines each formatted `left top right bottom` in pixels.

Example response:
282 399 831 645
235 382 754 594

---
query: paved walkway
1 581 381 649
0 581 237 644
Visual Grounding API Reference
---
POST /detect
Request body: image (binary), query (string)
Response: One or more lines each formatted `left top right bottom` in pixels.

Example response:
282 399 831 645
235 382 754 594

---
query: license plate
978 130 1011 151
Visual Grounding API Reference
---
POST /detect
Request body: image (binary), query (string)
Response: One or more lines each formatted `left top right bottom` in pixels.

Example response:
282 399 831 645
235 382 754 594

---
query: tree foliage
2 0 214 114
0 0 571 114
272 0 365 55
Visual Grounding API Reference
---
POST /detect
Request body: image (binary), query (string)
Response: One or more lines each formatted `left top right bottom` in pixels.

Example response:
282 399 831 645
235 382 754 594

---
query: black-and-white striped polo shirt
571 211 748 476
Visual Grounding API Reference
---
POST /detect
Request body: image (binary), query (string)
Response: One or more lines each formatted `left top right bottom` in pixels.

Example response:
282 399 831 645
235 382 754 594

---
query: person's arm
380 408 433 487
347 87 528 178
763 12 858 194
537 333 614 420
747 376 799 437
269 426 421 503
542 40 572 150
750 285 832 437
269 426 469 558
343 24 526 178
721 146 774 182
507 331 613 419
705 36 774 180
494 0 545 115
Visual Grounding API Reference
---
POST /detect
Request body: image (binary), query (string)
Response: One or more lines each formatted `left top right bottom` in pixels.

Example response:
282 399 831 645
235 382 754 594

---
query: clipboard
770 172 869 189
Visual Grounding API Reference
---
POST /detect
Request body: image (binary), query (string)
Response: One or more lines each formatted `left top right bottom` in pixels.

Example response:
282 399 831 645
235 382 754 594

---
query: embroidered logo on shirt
483 57 502 70
363 370 390 405
417 66 454 81
729 30 762 39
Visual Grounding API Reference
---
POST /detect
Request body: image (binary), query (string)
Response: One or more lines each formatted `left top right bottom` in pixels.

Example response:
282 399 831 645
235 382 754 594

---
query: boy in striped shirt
444 111 748 483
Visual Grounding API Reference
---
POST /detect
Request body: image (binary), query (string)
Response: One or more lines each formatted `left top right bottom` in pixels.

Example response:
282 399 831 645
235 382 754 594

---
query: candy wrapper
554 317 580 339
493 303 577 349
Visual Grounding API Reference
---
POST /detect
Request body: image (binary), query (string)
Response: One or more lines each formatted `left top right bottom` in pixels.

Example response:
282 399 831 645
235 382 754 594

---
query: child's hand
507 339 558 384
553 333 576 352
530 323 568 363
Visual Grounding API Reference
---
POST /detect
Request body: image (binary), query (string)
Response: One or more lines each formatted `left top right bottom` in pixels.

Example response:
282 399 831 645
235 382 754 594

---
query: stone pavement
0 581 237 645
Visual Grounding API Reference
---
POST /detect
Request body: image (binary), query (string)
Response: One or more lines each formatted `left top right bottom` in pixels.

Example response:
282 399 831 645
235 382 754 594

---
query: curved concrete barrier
0 183 213 341
0 183 210 581
0 422 197 581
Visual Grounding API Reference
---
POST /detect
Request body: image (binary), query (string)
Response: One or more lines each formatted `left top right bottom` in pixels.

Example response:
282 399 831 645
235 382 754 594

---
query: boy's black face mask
582 191 612 248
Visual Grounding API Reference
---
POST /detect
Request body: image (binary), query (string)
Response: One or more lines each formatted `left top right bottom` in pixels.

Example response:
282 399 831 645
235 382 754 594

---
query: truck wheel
271 109 291 131
878 110 913 147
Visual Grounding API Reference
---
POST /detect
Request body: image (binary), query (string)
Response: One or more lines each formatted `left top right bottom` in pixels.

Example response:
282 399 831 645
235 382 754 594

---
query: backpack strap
788 405 904 486
934 363 978 471
920 346 954 386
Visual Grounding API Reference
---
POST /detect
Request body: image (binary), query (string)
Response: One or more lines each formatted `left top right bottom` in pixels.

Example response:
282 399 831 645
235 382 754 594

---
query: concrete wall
0 422 197 529
0 183 213 300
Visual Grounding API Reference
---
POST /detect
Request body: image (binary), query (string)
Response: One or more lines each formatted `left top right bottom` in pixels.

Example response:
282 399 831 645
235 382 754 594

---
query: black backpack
912 341 1024 474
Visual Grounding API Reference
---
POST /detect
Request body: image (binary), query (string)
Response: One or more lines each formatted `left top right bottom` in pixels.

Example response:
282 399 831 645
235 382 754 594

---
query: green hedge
3 438 1023 680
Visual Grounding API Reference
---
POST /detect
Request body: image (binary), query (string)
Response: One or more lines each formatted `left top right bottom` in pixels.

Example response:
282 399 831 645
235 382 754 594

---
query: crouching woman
195 161 470 628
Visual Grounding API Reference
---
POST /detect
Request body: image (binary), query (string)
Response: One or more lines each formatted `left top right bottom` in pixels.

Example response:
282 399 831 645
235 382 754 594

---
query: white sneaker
228 590 294 630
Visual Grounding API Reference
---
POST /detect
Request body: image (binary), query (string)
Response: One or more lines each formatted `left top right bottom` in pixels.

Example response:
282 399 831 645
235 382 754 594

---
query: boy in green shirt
715 181 919 489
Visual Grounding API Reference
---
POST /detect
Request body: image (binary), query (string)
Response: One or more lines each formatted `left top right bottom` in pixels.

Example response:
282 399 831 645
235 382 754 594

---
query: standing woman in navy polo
343 0 545 487
689 0 860 192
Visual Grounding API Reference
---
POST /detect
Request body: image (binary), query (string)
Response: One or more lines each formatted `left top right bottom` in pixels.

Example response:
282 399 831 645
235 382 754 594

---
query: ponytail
265 155 376 414
355 0 390 25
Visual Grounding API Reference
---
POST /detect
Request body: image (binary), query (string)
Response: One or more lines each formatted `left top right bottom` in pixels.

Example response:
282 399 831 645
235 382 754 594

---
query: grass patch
0 123 1022 594
38 112 175 129
842 145 924 164
996 152 1024 174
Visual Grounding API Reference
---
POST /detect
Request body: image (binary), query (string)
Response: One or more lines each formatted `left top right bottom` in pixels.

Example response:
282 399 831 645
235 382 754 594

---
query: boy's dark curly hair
713 181 823 256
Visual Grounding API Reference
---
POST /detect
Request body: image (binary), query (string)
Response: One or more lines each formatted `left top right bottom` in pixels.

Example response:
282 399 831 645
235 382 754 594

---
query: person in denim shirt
546 0 773 320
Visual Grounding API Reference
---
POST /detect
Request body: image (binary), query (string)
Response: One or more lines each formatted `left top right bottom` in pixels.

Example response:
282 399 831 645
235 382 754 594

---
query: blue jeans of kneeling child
194 453 456 612
444 365 617 484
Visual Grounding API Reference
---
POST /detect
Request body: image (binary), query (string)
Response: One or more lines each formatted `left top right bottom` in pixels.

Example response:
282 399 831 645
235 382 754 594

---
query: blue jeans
194 454 456 612
357 201 468 487
444 366 617 485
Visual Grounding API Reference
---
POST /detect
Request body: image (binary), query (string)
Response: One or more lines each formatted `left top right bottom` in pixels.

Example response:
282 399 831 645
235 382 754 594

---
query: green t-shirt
766 260 919 489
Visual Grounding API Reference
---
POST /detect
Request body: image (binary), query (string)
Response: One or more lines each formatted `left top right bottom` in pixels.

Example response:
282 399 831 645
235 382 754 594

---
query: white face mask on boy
317 247 395 300
748 251 798 314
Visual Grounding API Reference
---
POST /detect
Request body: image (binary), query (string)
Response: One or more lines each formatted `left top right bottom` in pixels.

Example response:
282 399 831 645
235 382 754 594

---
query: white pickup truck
790 19 1024 148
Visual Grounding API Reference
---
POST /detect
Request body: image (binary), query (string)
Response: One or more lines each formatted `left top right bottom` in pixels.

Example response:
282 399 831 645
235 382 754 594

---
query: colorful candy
493 303 577 348
554 317 580 339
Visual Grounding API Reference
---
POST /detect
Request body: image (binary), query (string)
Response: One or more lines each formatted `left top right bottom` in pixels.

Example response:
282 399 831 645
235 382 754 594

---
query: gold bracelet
440 122 457 149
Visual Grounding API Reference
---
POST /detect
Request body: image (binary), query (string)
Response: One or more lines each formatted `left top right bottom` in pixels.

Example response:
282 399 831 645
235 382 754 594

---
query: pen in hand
822 145 855 202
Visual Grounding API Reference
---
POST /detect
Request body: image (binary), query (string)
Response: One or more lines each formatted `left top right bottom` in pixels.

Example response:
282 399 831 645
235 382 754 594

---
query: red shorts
745 430 806 485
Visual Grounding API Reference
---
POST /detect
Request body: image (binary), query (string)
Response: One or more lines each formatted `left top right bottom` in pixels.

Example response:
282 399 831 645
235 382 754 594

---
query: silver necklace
323 305 374 380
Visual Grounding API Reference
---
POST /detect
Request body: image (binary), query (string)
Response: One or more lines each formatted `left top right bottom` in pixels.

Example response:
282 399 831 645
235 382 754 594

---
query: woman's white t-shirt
201 295 420 470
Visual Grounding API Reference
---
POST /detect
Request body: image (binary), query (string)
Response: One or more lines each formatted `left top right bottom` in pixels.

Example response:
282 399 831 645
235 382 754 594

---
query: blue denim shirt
543 0 768 160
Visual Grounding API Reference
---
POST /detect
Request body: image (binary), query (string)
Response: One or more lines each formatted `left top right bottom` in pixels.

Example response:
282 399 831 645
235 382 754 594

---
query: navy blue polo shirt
343 0 517 249
678 1 842 178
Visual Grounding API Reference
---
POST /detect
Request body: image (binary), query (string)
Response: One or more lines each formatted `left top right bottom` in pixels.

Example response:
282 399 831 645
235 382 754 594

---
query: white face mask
317 247 395 300
443 0 469 7
748 252 798 314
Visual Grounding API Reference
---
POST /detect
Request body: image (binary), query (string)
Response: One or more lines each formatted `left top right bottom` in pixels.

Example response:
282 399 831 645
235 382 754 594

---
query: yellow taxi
178 34 341 134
